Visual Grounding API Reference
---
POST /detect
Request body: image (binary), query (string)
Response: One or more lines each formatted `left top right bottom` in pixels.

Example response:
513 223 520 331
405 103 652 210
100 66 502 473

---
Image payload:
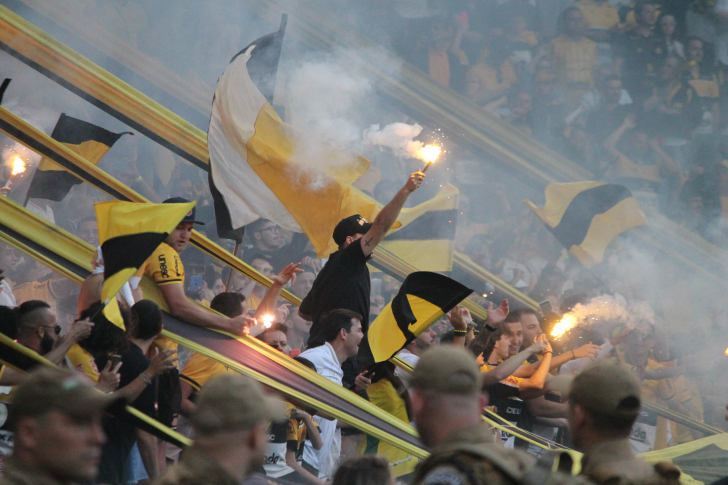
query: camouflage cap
559 359 642 420
410 346 482 395
191 374 288 435
9 366 125 428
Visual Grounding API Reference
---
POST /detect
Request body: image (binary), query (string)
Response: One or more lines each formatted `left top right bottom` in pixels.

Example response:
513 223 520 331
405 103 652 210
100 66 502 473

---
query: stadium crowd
0 1 728 485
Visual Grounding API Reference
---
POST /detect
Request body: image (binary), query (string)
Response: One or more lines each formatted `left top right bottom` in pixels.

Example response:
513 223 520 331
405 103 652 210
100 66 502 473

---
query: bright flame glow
419 145 441 163
10 155 25 176
725 346 728 356
551 314 577 339
262 315 274 328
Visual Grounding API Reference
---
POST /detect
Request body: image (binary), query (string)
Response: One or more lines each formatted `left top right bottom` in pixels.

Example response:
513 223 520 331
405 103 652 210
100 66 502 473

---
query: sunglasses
42 325 61 335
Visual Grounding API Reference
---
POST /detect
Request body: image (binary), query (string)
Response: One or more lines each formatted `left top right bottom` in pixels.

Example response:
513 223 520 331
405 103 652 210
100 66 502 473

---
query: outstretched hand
486 299 509 326
271 263 304 287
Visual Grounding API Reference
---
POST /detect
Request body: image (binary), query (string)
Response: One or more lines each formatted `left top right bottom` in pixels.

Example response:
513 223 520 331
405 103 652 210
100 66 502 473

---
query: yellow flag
95 201 195 328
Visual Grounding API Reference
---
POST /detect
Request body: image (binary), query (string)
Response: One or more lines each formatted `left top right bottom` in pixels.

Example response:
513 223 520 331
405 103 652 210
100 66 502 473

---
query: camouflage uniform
413 422 593 485
1 458 68 485
153 449 283 485
581 439 680 485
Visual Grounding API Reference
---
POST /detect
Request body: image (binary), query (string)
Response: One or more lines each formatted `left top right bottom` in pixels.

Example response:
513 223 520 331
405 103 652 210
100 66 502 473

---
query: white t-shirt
263 419 295 478
299 343 343 480
394 349 420 390
0 281 16 308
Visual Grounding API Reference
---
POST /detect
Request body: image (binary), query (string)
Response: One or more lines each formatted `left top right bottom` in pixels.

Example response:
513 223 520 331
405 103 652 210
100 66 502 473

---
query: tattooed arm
360 171 424 257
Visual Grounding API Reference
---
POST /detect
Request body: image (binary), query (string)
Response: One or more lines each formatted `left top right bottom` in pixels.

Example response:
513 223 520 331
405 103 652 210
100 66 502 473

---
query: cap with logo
410 346 483 395
163 197 205 225
557 359 642 420
333 214 372 246
191 374 288 435
9 367 125 427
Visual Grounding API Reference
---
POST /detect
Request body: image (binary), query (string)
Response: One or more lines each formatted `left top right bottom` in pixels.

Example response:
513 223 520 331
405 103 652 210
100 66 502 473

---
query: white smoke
286 58 371 148
364 122 433 161
565 294 654 328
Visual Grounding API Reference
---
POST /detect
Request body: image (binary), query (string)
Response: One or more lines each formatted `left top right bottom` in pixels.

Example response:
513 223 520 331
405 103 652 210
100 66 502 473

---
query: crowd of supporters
0 1 728 485
346 0 728 248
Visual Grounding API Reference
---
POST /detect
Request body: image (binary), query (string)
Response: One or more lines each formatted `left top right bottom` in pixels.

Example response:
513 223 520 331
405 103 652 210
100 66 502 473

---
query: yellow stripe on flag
569 197 647 267
525 181 604 228
367 295 443 363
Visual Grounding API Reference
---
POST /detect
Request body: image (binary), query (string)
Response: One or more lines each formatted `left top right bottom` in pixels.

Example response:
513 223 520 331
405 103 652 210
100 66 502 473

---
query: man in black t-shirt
97 301 176 485
299 171 425 349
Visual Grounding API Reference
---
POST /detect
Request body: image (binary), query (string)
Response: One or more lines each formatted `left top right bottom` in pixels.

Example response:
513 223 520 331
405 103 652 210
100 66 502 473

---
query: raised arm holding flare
299 171 424 349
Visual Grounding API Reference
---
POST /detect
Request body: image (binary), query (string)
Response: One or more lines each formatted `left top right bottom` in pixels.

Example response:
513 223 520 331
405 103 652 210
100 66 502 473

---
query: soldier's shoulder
152 462 237 485
416 449 520 485
587 461 681 485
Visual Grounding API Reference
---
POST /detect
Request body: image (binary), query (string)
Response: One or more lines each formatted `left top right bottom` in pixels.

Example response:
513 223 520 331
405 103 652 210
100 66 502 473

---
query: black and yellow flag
358 272 472 365
26 114 130 201
95 201 195 328
382 184 459 271
525 181 647 268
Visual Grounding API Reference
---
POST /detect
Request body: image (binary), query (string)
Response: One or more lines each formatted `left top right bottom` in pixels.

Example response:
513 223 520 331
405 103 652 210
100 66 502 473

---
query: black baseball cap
163 197 205 225
333 215 372 246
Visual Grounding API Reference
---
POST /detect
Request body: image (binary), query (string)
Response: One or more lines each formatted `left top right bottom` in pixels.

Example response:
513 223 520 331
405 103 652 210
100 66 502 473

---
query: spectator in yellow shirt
550 8 599 107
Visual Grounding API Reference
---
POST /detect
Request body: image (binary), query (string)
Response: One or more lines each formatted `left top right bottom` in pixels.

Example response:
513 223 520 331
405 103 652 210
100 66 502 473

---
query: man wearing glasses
247 219 314 273
247 219 287 269
15 300 93 365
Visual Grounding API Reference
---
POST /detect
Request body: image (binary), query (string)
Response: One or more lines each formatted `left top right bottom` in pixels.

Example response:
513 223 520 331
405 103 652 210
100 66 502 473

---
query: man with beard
0 301 94 471
16 300 93 366
155 374 288 485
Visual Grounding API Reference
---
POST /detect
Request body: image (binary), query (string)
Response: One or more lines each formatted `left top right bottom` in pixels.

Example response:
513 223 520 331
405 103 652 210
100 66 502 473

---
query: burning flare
724 346 728 356
10 155 25 176
419 144 441 164
262 315 274 328
551 314 577 339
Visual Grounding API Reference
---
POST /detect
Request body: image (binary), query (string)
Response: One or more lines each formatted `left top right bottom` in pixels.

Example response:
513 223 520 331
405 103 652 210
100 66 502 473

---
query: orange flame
10 155 25 176
262 315 274 328
724 346 728 356
419 144 441 164
551 314 577 339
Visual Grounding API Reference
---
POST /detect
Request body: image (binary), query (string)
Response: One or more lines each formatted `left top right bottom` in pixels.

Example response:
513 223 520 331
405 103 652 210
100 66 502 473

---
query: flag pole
88 298 109 321
224 241 240 291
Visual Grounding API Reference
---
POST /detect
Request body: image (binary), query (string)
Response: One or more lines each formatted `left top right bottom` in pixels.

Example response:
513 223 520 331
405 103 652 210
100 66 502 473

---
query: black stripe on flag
359 272 472 366
50 114 130 147
229 14 287 104
101 232 168 280
25 114 130 202
384 209 458 241
209 15 287 242
26 171 83 202
548 184 632 248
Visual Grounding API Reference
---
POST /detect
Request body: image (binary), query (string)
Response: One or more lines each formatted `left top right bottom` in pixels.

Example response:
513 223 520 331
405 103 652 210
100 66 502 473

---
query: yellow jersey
13 280 60 314
143 242 185 363
144 242 185 287
66 343 100 383
358 379 418 477
180 351 236 391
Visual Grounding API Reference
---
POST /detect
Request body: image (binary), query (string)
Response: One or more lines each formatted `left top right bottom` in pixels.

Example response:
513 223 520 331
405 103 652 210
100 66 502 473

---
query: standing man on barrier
563 360 681 485
409 346 588 485
299 171 424 349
